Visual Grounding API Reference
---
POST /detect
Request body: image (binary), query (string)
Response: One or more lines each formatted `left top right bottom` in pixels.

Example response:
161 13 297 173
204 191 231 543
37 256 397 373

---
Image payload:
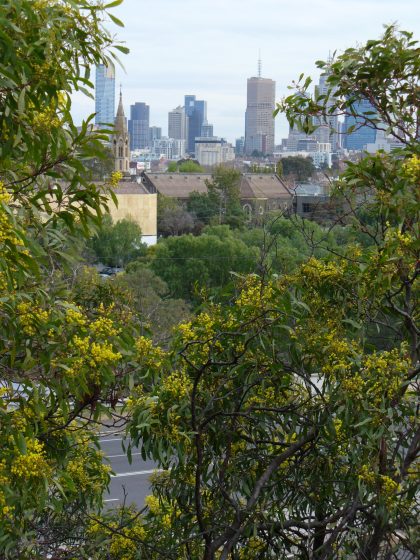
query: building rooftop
142 173 292 201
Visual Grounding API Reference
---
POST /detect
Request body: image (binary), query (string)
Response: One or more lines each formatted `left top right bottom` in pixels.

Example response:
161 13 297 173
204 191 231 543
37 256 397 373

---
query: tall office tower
313 70 339 152
168 106 187 141
201 123 214 138
95 62 115 126
128 102 150 150
149 126 162 145
343 98 377 150
244 66 276 155
235 136 245 156
184 95 207 153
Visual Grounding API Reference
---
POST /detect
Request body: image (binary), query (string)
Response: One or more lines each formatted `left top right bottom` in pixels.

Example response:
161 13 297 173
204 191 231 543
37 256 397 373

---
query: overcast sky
72 0 420 144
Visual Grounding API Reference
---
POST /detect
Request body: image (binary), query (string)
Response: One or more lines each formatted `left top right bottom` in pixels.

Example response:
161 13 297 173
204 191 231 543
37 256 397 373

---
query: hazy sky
72 0 420 143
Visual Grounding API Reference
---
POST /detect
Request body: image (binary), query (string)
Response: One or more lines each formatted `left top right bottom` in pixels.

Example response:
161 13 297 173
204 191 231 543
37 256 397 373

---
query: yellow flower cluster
0 183 26 254
11 439 51 480
65 306 87 327
358 464 376 485
401 154 420 182
90 341 122 366
0 461 14 519
90 513 146 560
110 171 124 187
235 275 274 308
301 257 344 283
135 336 165 368
90 316 120 337
161 369 192 399
17 301 49 336
238 537 265 559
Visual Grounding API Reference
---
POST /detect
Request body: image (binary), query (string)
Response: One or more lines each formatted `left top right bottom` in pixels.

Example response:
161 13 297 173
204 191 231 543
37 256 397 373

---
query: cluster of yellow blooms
401 153 420 182
89 512 147 560
161 369 192 400
135 336 165 369
110 171 123 187
238 537 266 559
0 461 14 519
10 439 51 480
0 183 26 261
358 466 401 507
17 301 49 336
235 275 274 309
301 257 345 283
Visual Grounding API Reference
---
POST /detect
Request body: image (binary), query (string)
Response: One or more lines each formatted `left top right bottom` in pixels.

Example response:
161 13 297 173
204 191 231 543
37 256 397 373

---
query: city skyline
73 0 420 144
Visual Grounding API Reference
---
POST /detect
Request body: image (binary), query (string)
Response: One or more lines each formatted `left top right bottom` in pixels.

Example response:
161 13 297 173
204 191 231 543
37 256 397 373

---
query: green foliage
148 227 259 301
115 264 191 343
167 160 204 173
157 194 195 237
87 27 419 560
89 216 146 267
280 155 315 180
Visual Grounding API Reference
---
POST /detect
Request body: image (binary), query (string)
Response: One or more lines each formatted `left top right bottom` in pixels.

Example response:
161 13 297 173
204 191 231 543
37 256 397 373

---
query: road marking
112 469 163 478
108 452 142 459
99 438 124 443
104 498 119 502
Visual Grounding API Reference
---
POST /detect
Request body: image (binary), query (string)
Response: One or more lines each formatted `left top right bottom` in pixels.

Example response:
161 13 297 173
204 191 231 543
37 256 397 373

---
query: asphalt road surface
99 431 158 508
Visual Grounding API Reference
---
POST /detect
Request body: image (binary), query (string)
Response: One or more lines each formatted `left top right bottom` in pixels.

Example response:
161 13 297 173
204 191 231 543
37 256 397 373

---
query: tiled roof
111 181 151 195
241 174 292 199
143 173 292 201
144 173 210 198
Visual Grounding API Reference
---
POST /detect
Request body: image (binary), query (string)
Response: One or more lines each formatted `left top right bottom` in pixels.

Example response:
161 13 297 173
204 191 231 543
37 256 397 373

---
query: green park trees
89 216 147 267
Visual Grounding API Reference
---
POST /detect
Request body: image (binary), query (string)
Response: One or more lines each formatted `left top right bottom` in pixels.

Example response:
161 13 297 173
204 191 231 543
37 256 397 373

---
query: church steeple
113 88 130 175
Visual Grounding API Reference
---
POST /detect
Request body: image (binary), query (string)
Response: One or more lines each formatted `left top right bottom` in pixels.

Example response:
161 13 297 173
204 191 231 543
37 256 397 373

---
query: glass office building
95 63 116 126
128 102 150 150
343 99 377 150
185 95 207 154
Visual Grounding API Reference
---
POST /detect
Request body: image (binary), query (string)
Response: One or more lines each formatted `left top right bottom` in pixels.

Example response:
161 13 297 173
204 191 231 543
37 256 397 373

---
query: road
99 431 158 508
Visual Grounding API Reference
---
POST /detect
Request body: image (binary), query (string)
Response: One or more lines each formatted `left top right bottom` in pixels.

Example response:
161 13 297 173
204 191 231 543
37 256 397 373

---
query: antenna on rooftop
258 49 262 78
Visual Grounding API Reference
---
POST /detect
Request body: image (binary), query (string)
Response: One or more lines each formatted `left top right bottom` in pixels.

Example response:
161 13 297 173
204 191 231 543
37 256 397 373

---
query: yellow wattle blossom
401 154 420 182
65 306 87 327
11 439 51 480
110 171 123 187
17 301 49 336
89 341 122 366
90 316 120 337
161 369 192 399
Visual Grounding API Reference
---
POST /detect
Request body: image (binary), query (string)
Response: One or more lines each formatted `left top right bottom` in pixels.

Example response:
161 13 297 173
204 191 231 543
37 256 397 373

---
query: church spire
113 87 130 175
116 85 125 118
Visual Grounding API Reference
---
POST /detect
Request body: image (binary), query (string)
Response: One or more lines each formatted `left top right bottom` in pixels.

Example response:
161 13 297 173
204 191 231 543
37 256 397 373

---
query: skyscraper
168 106 188 141
128 102 150 150
343 99 377 150
244 68 275 155
313 70 339 152
95 63 115 126
184 95 207 154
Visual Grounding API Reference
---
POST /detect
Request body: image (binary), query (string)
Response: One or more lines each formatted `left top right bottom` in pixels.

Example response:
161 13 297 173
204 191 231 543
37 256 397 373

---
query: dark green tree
281 155 315 180
89 216 146 267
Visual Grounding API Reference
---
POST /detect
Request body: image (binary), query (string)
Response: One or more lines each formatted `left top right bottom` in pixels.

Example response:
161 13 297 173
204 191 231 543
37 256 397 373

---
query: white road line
104 498 119 502
112 469 163 478
108 452 142 459
99 438 124 443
